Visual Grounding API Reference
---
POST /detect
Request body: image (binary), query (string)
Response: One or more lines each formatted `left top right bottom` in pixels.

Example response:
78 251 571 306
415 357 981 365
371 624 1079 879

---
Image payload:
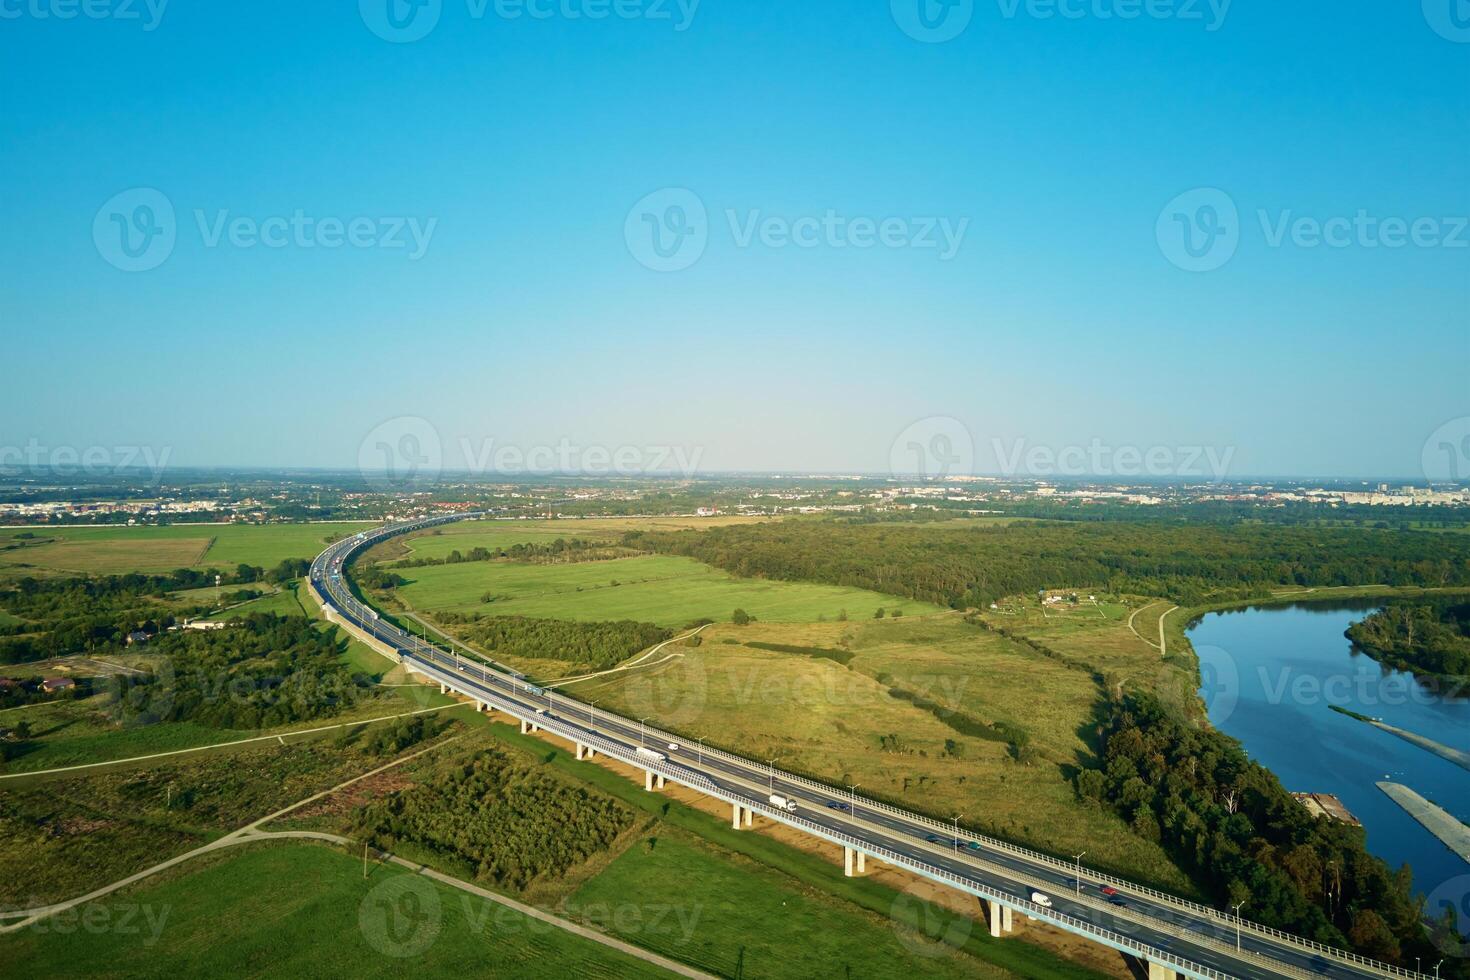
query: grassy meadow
0 522 375 577
395 554 944 627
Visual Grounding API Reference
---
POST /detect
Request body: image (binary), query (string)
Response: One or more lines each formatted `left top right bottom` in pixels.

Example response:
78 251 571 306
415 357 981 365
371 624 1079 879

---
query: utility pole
1231 900 1247 952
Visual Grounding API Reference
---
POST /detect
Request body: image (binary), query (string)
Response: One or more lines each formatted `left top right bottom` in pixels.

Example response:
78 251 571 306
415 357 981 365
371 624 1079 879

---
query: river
1186 601 1470 897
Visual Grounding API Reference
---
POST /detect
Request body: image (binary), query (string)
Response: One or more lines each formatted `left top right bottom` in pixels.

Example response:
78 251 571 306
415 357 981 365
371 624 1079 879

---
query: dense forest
436 614 671 670
0 560 310 664
1081 692 1460 974
1346 598 1470 686
110 613 370 728
625 520 1470 609
351 748 635 890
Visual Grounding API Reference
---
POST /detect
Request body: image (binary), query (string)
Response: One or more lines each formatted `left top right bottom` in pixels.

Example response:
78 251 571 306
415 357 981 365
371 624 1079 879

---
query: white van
1030 892 1053 908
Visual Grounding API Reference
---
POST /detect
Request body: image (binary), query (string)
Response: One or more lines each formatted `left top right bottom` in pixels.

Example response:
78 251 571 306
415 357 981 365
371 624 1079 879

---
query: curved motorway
311 515 1430 980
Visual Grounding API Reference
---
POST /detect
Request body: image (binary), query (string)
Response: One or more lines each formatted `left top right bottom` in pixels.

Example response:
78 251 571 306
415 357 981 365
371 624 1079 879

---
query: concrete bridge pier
985 900 1015 938
843 846 868 877
519 718 540 735
1146 962 1178 980
731 803 747 829
644 771 667 791
575 743 595 761
475 701 491 713
438 683 449 694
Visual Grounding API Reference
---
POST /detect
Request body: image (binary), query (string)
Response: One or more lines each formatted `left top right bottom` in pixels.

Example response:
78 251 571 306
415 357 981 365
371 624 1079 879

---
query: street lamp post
589 700 600 726
847 784 861 826
767 758 780 794
953 814 963 856
1231 900 1247 952
639 717 650 747
696 736 706 766
1072 852 1087 895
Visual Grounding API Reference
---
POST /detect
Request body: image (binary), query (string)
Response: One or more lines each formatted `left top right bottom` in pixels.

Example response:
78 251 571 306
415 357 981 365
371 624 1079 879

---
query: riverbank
1377 783 1470 864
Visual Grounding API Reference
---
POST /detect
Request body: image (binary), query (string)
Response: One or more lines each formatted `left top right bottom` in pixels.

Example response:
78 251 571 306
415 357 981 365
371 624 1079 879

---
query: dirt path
0 703 462 783
0 733 714 979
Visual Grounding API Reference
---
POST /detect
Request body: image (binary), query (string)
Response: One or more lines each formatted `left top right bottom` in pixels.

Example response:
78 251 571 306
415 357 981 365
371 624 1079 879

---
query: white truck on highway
769 794 798 812
1030 891 1053 908
636 746 668 763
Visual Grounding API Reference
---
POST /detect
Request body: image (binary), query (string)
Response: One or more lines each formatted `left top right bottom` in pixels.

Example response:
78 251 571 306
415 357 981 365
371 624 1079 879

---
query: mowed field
0 843 673 980
0 522 376 576
397 554 945 627
567 616 1194 892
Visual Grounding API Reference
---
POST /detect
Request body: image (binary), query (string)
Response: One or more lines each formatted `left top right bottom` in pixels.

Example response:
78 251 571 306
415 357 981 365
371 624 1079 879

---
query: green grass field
567 616 1193 893
0 842 672 979
568 830 1012 979
397 555 943 627
0 523 375 576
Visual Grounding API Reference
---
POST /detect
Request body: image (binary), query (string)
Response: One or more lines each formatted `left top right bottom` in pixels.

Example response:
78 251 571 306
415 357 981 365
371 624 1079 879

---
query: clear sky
1 1 1466 480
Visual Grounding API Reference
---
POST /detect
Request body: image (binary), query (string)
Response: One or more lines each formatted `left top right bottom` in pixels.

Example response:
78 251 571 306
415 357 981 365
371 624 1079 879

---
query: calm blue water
1187 602 1470 894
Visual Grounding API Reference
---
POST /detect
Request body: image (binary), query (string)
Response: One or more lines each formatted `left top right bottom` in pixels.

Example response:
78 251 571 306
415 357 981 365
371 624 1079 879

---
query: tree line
623 520 1470 609
1346 598 1470 686
1078 692 1458 973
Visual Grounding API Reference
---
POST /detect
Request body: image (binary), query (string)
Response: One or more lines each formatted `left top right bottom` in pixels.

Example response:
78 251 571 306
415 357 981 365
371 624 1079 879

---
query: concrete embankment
1371 720 1470 773
1377 782 1470 864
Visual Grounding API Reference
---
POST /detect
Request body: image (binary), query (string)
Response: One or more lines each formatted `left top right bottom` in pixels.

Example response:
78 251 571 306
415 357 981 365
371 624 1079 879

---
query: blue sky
1 1 1466 479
